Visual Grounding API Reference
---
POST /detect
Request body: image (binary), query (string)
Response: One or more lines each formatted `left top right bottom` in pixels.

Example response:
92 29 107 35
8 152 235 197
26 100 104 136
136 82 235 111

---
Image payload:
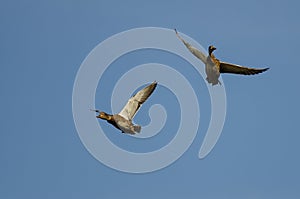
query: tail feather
134 125 141 133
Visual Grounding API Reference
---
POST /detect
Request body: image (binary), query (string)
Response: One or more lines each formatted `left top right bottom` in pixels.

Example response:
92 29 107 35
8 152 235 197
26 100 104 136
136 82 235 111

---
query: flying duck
91 81 157 134
175 29 269 85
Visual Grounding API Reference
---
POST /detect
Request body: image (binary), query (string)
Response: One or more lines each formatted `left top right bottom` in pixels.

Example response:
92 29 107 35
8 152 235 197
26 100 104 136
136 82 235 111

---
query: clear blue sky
1 0 300 198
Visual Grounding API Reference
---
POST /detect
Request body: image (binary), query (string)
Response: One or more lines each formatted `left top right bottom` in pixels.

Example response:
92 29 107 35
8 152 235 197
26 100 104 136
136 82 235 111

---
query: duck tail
134 125 141 133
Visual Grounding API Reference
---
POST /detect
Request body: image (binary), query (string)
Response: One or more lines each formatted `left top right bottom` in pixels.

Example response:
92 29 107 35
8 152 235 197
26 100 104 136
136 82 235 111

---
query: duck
175 29 269 85
90 81 157 134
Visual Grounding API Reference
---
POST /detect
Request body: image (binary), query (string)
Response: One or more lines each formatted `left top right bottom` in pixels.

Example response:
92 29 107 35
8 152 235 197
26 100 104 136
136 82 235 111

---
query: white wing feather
118 81 157 121
175 29 207 63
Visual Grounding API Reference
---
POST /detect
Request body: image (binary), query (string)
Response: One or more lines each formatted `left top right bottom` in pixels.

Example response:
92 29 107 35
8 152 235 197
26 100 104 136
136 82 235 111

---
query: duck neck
98 112 113 121
104 113 113 121
209 50 217 60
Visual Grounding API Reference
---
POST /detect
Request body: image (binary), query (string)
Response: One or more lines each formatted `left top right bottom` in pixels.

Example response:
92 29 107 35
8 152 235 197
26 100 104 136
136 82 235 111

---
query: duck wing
175 29 207 63
118 81 157 121
219 61 269 75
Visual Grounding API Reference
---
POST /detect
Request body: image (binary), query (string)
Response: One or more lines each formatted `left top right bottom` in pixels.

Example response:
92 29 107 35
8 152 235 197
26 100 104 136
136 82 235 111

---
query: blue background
1 0 299 198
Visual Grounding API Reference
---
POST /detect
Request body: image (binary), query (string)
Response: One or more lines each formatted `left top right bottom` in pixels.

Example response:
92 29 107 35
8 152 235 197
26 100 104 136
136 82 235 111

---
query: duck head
90 109 112 121
208 45 217 56
97 111 112 120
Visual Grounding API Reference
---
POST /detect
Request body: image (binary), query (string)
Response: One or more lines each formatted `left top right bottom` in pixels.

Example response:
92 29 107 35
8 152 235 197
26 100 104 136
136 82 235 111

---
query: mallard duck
91 81 157 134
175 29 269 85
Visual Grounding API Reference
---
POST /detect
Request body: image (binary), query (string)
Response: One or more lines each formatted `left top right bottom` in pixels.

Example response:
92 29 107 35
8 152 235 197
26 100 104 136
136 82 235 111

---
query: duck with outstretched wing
175 29 269 85
91 81 157 135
